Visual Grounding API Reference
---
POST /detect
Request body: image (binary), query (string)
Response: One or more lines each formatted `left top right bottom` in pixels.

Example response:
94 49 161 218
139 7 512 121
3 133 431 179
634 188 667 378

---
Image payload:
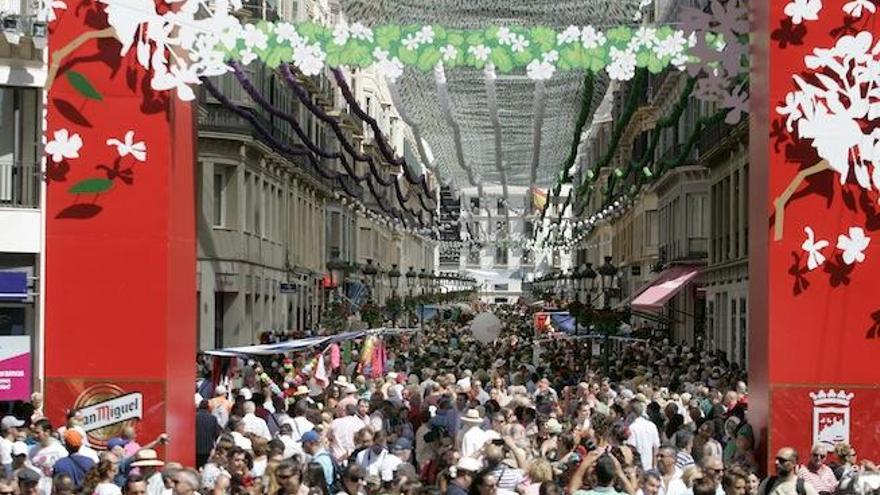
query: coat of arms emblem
809 390 854 448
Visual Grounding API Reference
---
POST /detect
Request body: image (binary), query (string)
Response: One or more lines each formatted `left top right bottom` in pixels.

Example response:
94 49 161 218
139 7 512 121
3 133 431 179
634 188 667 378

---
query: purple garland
201 76 395 219
278 65 436 217
329 68 430 192
234 63 429 224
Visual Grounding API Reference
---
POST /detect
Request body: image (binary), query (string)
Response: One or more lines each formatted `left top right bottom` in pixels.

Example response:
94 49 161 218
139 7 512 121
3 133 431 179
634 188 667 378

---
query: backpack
765 476 806 495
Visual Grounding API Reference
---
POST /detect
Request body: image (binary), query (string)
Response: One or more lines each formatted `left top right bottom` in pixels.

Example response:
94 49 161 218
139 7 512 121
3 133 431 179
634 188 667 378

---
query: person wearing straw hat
336 383 359 419
458 409 487 459
129 449 165 495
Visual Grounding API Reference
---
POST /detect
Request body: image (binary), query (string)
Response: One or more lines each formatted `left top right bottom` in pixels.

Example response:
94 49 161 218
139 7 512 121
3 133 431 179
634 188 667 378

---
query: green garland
603 76 697 204
538 72 596 225
566 68 648 220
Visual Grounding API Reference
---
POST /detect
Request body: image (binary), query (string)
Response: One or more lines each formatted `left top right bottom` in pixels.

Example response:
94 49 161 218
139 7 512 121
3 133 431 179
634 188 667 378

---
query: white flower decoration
241 48 257 64
497 27 515 46
373 47 390 61
440 44 458 62
332 24 349 45
631 26 657 50
293 42 326 76
654 30 687 58
45 129 83 163
151 63 199 101
349 22 373 42
526 59 556 80
511 34 530 53
416 25 435 44
801 226 829 270
375 56 405 82
219 23 243 51
784 0 822 24
46 0 67 22
775 92 804 132
543 50 559 63
274 22 301 45
468 44 491 62
606 47 637 81
106 130 147 162
837 226 871 265
580 26 606 50
559 25 581 44
402 34 420 51
843 0 876 17
242 23 268 50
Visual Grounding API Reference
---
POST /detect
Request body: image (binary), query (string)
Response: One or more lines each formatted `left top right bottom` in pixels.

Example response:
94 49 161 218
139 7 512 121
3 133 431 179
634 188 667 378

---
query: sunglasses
776 457 793 464
812 453 826 459
707 468 724 474
1 491 14 495
347 477 363 483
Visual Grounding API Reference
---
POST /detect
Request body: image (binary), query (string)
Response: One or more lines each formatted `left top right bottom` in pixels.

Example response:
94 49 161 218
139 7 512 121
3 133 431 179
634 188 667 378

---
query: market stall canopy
202 328 418 357
630 265 701 313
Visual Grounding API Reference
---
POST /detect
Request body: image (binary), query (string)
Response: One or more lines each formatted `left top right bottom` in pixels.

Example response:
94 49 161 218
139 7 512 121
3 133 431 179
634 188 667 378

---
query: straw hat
334 376 350 387
461 409 483 425
293 385 310 396
131 449 165 467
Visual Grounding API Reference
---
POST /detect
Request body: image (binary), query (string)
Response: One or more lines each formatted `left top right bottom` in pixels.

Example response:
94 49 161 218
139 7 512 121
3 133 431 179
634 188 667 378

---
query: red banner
753 0 880 469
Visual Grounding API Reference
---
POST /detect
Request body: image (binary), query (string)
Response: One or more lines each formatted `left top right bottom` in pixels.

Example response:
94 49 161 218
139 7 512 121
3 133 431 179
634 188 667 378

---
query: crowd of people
2 305 878 495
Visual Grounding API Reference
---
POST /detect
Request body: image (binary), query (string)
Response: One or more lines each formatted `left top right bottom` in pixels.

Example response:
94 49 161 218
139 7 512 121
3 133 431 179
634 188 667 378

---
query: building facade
0 7 46 393
195 0 437 349
440 185 539 304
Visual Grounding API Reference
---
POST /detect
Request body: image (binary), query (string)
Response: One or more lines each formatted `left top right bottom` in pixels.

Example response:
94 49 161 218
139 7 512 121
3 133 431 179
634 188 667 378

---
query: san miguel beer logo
810 390 854 448
73 384 144 447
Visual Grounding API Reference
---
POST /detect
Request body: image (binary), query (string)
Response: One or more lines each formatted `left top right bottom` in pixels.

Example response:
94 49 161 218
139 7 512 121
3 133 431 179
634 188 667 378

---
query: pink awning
631 266 701 312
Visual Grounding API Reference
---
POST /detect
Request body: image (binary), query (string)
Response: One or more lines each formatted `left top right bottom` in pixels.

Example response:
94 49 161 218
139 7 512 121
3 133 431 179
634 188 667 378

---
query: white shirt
627 416 660 471
277 434 303 460
659 468 689 495
0 437 12 466
29 440 68 495
281 416 315 443
355 449 401 482
330 416 368 460
95 482 122 495
231 431 253 451
242 413 271 440
460 427 487 459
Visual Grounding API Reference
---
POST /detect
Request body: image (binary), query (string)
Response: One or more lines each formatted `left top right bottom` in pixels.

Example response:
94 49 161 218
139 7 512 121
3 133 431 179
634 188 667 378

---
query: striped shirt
797 464 838 494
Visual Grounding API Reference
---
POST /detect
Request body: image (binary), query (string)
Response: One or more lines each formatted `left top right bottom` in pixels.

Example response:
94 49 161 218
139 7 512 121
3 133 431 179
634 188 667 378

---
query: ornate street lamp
583 262 597 304
405 266 417 297
363 259 378 301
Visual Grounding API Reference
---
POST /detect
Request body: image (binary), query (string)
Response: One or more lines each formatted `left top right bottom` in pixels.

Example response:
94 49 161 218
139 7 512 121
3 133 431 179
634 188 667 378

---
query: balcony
687 237 708 259
0 161 40 209
698 121 735 159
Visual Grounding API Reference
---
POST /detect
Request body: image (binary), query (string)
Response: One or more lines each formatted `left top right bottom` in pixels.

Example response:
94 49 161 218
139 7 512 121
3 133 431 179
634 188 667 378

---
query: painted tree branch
46 27 118 92
773 160 831 241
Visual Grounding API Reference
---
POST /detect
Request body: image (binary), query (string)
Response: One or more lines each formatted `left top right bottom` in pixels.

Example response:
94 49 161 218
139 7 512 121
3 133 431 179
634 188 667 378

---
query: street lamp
583 262 597 305
388 264 401 327
363 259 378 302
406 266 417 297
598 256 619 309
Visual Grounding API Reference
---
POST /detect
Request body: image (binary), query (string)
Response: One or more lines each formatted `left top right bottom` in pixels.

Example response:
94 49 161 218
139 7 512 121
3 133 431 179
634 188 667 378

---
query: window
328 211 342 259
739 297 748 365
0 86 41 208
494 283 509 291
494 297 508 304
213 167 229 227
467 248 480 265
495 245 508 266
244 172 253 233
645 209 659 247
631 265 641 277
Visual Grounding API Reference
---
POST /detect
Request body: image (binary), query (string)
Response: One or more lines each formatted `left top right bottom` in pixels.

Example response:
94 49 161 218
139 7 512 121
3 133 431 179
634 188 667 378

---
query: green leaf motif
559 44 588 70
416 46 442 72
606 26 632 47
69 178 113 194
398 46 418 65
265 45 293 68
66 71 103 101
466 31 485 46
296 22 324 43
446 31 465 47
375 25 401 49
530 26 556 52
339 41 372 67
490 47 513 72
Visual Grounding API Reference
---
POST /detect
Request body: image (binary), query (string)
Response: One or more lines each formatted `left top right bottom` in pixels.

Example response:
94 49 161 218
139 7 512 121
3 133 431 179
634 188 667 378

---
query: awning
0 272 27 300
630 266 701 313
